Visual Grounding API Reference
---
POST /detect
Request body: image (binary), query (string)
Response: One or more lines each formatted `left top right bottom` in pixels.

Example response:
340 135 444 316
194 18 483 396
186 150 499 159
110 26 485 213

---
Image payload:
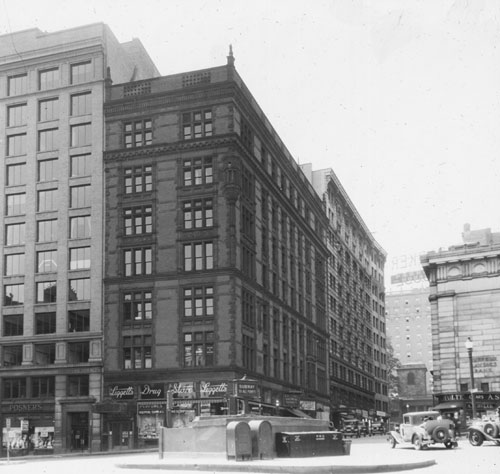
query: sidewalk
116 442 437 473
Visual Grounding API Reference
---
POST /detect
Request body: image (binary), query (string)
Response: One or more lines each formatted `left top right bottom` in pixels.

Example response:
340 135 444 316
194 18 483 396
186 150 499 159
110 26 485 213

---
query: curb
117 459 436 473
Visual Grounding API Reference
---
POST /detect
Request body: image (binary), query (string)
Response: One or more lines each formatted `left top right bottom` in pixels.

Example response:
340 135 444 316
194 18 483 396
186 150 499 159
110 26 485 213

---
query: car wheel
432 426 449 443
469 430 484 447
412 434 423 450
484 423 499 438
389 435 396 449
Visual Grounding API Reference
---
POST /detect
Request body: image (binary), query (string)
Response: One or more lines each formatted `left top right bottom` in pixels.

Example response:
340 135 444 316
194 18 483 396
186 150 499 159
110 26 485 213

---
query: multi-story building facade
0 24 158 455
101 50 330 449
385 287 433 390
421 224 500 425
304 167 388 427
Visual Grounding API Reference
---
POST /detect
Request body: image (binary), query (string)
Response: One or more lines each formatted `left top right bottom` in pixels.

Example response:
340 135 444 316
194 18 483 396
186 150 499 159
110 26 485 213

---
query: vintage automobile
388 411 458 450
341 419 361 438
468 420 500 446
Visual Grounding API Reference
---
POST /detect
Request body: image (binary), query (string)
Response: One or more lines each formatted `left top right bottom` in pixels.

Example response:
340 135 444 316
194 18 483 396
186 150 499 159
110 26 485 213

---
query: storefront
1 402 55 457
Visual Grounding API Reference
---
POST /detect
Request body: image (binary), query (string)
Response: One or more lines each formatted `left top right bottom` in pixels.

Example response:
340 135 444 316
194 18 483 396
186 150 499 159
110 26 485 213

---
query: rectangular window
37 250 57 273
124 119 152 148
7 133 27 156
70 184 91 208
3 345 23 367
36 281 57 303
37 188 57 212
124 248 152 276
3 378 26 399
123 291 152 322
182 158 213 186
123 335 152 369
34 343 56 364
38 128 58 152
68 309 90 332
39 68 59 90
183 242 213 271
182 110 212 140
7 103 27 126
69 216 91 239
71 92 91 116
124 165 153 194
71 61 92 84
3 314 23 336
183 332 214 367
68 278 90 301
68 342 89 363
38 158 58 181
183 199 213 229
124 206 152 235
37 219 58 242
69 246 90 270
32 376 55 398
183 286 213 318
39 98 59 122
70 154 91 177
6 163 26 186
70 123 91 147
6 193 26 215
4 284 24 306
4 253 25 276
67 374 89 396
35 312 56 334
8 74 28 96
6 223 25 245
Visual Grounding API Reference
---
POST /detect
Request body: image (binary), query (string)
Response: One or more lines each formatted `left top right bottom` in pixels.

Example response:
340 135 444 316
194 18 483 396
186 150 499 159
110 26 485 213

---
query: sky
1 0 499 279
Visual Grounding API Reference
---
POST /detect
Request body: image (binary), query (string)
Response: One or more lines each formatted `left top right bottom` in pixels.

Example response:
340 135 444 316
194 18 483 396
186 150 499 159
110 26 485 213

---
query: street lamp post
465 338 477 420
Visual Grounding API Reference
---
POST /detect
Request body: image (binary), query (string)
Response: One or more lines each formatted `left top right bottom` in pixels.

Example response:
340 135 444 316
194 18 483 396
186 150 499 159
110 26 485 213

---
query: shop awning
433 401 464 410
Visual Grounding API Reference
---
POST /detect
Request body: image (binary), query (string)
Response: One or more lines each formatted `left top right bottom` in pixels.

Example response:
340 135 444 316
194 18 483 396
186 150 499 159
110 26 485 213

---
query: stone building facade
101 51 330 449
421 225 500 423
304 167 388 426
0 24 158 455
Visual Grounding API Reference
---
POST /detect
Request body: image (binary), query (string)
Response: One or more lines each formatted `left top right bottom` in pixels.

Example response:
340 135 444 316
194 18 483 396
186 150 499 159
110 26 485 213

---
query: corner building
421 225 500 425
0 24 158 455
102 52 330 450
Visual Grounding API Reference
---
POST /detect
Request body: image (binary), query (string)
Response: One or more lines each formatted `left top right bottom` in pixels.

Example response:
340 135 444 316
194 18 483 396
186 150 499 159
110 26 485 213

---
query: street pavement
0 435 498 474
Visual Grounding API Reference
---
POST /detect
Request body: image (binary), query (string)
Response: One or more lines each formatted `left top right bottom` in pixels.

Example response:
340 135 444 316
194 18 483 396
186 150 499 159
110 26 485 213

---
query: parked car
388 411 458 450
342 419 361 438
371 422 386 435
468 420 500 446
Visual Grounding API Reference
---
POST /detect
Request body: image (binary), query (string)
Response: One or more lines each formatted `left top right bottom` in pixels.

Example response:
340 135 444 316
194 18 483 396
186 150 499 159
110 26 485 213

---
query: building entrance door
110 421 132 450
69 412 89 452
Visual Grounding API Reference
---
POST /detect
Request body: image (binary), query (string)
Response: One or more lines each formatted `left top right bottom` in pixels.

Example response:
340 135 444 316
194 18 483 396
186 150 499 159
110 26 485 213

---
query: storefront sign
140 384 164 399
235 381 259 398
137 401 166 415
168 382 195 399
283 393 300 408
109 385 135 399
473 356 497 374
300 400 316 411
200 381 228 398
6 403 43 413
438 392 500 403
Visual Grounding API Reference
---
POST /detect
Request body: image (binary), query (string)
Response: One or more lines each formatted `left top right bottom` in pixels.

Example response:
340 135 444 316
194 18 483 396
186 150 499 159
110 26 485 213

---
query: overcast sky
2 0 499 277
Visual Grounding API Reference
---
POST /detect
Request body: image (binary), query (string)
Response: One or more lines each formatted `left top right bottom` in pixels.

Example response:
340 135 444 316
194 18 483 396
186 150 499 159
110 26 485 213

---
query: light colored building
304 166 388 426
385 287 433 393
0 24 158 455
421 224 500 424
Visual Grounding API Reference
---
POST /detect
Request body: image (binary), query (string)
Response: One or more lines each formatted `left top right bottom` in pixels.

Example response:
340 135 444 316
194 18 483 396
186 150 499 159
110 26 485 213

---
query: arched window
407 372 415 385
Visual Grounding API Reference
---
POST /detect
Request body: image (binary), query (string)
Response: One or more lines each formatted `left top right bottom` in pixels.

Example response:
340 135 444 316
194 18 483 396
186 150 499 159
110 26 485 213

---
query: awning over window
433 401 464 410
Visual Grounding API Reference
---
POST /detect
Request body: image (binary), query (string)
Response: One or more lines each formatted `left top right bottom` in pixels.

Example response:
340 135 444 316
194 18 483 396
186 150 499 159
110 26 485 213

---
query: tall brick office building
101 51 330 449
